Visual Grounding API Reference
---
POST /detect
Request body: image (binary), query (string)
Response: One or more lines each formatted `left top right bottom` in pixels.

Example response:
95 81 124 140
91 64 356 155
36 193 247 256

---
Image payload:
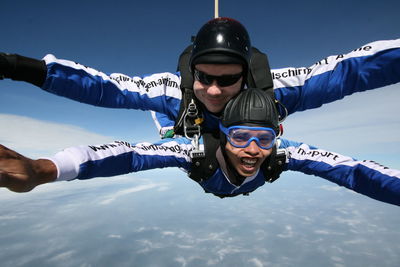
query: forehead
195 64 243 75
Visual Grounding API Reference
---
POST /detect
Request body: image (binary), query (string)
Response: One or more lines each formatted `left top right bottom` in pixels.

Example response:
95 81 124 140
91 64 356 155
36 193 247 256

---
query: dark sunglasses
193 69 243 87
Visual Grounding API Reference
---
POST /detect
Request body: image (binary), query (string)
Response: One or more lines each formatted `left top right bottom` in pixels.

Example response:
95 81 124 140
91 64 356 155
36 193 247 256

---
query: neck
216 147 246 186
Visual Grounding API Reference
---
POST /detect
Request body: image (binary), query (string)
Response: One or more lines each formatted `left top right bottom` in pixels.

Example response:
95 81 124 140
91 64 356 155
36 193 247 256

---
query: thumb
0 171 8 188
0 171 33 193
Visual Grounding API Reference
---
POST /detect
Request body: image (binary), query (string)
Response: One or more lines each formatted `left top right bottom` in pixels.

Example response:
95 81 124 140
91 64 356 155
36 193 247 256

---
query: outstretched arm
280 139 400 206
0 138 193 192
0 52 182 118
274 39 400 115
0 145 57 192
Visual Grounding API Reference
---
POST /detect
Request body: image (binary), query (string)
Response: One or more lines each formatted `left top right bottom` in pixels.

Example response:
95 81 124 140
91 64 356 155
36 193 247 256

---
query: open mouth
241 158 258 168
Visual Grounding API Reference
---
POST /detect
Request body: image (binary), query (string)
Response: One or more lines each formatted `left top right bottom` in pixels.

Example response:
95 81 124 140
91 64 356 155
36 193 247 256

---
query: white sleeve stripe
131 141 192 161
272 39 400 89
341 160 400 178
288 145 400 178
43 54 182 99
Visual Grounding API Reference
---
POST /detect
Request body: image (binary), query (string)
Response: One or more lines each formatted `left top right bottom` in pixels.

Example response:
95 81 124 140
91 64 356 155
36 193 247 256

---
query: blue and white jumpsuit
48 138 400 206
40 39 400 136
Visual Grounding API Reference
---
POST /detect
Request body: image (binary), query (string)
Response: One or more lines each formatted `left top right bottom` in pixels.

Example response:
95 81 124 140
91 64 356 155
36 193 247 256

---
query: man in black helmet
188 17 251 114
1 17 399 139
153 17 400 137
1 88 399 206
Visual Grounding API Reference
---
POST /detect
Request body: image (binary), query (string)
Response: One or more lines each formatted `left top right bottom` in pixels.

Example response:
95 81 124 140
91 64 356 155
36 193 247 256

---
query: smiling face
224 139 272 177
193 64 243 113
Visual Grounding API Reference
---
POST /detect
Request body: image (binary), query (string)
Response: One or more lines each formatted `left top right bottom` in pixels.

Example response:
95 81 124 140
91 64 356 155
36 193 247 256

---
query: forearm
42 54 182 116
50 139 192 181
32 159 58 185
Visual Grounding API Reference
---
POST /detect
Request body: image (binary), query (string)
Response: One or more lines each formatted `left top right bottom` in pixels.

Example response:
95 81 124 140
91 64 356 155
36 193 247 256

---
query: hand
0 52 9 79
0 144 57 192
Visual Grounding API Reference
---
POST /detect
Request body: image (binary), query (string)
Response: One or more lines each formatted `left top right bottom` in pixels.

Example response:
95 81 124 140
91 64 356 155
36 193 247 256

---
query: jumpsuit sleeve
47 138 193 181
273 39 400 115
41 55 182 118
279 139 400 206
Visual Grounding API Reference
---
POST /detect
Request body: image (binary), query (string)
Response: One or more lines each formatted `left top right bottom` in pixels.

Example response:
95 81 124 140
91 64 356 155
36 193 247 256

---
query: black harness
172 44 287 190
172 45 276 137
189 133 287 198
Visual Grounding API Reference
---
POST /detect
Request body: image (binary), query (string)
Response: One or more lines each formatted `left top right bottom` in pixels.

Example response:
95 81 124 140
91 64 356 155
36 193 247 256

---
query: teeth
241 158 257 167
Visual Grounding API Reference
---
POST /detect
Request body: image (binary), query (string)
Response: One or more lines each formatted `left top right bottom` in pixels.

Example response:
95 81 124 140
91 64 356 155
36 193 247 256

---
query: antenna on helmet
214 0 219 18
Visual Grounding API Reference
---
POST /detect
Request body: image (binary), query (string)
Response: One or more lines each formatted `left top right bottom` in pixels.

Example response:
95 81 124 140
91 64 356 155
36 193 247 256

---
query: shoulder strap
177 45 194 90
247 47 274 93
188 132 220 182
261 145 286 183
173 45 200 137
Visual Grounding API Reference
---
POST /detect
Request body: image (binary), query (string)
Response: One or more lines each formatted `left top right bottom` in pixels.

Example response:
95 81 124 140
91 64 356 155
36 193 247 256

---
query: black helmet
190 17 251 71
221 88 280 134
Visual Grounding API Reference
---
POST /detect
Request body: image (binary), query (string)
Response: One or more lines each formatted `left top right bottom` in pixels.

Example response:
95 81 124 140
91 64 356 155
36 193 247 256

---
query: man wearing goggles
1 88 399 206
220 125 277 150
219 124 277 177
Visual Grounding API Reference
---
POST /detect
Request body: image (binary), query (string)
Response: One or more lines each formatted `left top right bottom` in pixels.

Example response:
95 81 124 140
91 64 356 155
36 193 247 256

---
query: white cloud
319 185 342 192
108 234 122 239
216 245 248 261
283 84 400 156
343 239 367 245
135 239 164 254
99 182 168 205
174 257 187 267
47 250 76 263
277 225 294 238
248 258 265 267
0 215 18 220
162 231 176 236
0 113 113 158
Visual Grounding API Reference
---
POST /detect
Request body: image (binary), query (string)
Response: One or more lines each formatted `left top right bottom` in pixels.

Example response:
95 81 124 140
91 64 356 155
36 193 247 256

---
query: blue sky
1 1 400 266
1 0 399 147
0 0 399 187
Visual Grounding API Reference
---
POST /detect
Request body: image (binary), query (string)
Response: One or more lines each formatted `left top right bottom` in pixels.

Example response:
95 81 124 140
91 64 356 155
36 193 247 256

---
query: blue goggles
219 123 276 150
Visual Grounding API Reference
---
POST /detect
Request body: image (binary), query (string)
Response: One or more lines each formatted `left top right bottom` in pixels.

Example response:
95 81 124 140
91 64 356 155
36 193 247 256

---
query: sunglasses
219 124 276 150
194 69 243 87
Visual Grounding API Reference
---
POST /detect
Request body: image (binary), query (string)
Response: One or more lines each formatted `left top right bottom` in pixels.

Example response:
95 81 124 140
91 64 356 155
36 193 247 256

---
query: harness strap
173 45 197 137
247 47 274 93
188 132 220 182
261 145 286 183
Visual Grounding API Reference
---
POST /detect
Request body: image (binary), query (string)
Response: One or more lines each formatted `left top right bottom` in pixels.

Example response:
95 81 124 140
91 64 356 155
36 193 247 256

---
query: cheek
193 80 202 90
225 84 241 97
261 149 272 160
225 144 240 162
193 81 204 97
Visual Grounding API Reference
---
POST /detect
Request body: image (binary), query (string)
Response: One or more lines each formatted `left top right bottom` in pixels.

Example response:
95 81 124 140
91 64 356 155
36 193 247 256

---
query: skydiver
0 88 398 206
1 17 399 139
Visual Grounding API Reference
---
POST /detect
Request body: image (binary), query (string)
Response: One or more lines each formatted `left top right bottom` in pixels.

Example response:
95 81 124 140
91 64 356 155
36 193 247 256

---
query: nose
244 141 260 155
206 81 222 96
